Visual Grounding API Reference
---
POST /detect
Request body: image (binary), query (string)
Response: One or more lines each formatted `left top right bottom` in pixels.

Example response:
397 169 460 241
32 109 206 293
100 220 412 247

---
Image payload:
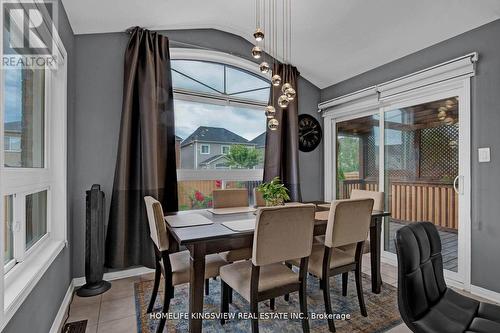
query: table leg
370 217 382 294
188 244 206 333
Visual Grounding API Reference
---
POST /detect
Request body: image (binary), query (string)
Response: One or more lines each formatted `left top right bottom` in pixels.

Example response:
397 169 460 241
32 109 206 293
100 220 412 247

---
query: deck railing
339 178 458 231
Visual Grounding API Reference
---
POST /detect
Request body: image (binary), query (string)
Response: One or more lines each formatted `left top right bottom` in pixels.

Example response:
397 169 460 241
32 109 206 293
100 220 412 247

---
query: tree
225 145 262 169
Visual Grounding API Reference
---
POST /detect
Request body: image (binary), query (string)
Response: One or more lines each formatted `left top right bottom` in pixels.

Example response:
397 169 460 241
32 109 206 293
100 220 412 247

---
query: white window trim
0 13 68 330
200 144 210 154
221 145 230 155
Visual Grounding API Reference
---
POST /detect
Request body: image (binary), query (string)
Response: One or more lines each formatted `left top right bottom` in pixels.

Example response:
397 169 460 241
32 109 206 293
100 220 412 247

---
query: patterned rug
134 271 402 332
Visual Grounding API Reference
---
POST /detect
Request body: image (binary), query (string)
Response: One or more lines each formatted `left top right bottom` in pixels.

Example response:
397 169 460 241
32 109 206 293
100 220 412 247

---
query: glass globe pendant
251 46 262 59
259 62 270 73
265 105 276 118
278 95 289 108
285 87 296 101
268 118 279 130
281 83 292 93
271 74 282 86
253 28 264 42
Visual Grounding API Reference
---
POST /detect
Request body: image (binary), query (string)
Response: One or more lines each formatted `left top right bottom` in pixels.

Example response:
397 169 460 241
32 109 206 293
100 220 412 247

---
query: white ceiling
62 0 500 88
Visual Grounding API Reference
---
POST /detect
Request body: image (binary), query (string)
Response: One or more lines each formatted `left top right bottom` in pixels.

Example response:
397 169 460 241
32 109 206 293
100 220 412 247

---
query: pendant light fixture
252 0 294 130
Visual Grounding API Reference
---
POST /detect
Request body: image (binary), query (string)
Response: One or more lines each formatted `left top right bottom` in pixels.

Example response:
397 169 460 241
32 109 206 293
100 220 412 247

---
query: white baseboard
470 284 500 303
49 281 75 333
73 266 154 287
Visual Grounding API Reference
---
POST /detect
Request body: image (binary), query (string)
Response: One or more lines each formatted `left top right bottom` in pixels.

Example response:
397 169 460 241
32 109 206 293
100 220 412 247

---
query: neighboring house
4 121 22 167
180 126 256 169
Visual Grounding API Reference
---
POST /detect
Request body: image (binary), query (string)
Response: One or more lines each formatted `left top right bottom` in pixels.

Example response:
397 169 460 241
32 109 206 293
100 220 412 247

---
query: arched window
171 50 268 211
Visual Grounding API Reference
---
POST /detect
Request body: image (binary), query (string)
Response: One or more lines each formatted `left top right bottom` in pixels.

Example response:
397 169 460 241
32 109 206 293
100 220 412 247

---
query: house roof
181 126 249 147
199 154 228 166
250 132 266 148
4 121 21 133
175 135 183 141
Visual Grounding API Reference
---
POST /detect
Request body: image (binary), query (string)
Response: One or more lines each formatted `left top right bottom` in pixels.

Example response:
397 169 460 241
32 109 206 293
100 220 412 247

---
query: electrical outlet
478 147 490 163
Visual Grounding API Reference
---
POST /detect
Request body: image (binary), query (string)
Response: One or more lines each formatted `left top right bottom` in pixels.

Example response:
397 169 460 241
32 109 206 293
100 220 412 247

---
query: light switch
478 147 490 163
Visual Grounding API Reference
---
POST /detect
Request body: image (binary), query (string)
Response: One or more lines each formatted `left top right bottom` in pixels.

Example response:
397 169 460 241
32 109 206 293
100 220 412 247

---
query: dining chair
213 189 253 263
253 187 266 207
348 189 384 255
219 204 316 333
144 196 227 333
289 198 374 332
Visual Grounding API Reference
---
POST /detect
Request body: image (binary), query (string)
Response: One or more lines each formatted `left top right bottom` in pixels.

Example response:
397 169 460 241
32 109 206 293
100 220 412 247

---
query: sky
174 99 266 141
4 69 22 123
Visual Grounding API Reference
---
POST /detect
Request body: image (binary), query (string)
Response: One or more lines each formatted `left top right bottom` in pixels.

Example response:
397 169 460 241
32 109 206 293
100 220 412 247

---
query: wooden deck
386 220 458 272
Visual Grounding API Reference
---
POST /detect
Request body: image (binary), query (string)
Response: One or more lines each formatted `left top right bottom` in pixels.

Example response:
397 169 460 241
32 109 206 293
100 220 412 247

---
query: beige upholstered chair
220 204 316 333
213 189 254 263
144 196 227 333
349 189 384 254
253 187 266 207
288 198 374 332
212 188 249 208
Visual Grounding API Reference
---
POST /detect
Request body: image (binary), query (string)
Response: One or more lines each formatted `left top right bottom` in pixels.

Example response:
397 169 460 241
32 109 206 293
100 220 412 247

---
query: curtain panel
263 63 302 202
105 27 178 269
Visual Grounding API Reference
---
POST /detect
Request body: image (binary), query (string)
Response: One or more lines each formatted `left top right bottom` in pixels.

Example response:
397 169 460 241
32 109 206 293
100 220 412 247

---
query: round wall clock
298 114 322 152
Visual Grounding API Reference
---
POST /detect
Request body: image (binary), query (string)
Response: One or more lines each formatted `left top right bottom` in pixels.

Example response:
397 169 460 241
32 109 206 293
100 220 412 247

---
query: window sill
2 238 65 330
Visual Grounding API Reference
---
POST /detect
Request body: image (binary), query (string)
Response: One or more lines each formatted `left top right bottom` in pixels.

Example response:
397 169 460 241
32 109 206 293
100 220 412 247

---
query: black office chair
395 222 500 333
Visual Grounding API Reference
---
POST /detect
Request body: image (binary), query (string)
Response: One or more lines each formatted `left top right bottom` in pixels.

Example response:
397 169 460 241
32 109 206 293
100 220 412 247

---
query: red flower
215 180 222 188
194 191 205 202
207 200 213 208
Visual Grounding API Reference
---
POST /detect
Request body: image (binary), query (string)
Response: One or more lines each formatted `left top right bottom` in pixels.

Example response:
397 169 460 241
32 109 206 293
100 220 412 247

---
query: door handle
453 175 464 195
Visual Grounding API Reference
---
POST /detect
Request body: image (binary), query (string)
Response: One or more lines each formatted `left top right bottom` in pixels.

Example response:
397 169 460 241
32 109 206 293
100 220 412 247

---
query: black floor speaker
77 184 111 297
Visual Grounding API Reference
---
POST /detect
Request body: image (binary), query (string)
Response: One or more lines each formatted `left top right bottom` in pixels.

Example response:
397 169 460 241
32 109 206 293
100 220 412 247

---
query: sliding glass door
382 97 459 274
333 90 470 285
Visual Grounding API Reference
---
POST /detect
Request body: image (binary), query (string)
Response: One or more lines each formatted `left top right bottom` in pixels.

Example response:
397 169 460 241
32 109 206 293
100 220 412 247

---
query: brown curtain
263 63 302 201
105 27 178 269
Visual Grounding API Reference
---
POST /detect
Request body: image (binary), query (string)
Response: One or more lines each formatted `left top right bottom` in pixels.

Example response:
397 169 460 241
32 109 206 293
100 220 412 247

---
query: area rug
134 272 402 332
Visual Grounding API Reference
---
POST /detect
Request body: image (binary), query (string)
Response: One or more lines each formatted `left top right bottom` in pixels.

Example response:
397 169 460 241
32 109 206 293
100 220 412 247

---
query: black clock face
298 114 322 152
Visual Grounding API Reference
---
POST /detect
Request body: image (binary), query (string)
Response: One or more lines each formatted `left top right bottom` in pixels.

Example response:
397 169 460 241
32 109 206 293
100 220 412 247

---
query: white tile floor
67 254 469 333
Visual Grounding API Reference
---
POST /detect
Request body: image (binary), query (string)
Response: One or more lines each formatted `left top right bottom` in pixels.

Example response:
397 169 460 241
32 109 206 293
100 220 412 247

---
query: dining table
165 204 391 333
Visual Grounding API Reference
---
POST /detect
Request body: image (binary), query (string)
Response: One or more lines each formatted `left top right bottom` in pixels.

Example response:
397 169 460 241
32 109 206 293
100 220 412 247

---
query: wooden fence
339 179 458 231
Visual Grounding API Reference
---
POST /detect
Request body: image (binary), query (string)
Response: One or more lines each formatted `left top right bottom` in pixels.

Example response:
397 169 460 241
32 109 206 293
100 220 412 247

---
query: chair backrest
324 199 374 248
253 188 266 207
252 204 316 266
144 196 169 251
212 188 249 208
395 222 447 328
350 189 384 211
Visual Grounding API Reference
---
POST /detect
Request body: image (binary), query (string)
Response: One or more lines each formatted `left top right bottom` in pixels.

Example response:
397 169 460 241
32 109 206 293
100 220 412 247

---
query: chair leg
270 298 275 310
156 277 171 333
321 278 336 332
342 272 348 297
221 280 229 325
319 278 323 290
299 281 310 333
355 265 367 317
284 262 292 301
147 262 161 313
228 286 233 303
205 278 210 296
250 299 259 333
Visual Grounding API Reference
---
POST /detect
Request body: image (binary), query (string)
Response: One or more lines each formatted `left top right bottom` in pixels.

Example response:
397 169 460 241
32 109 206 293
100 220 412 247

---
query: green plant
188 190 213 209
256 177 290 206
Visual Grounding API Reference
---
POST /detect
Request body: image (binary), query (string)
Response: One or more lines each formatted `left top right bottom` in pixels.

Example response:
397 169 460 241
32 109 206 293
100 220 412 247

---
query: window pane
172 70 222 95
4 68 45 168
26 190 47 250
231 88 270 103
171 60 224 92
226 66 269 94
4 195 14 265
336 115 379 199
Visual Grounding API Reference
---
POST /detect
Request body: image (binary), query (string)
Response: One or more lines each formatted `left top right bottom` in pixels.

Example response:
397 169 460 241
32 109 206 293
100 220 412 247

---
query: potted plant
256 177 291 206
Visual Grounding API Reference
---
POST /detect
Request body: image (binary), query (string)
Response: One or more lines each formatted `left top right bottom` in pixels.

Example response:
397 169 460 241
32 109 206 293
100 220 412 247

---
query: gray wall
321 18 500 293
3 1 75 332
71 29 323 278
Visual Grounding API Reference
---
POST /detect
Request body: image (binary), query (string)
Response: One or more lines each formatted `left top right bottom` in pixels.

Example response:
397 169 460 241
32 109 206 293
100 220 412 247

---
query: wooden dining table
165 205 391 333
